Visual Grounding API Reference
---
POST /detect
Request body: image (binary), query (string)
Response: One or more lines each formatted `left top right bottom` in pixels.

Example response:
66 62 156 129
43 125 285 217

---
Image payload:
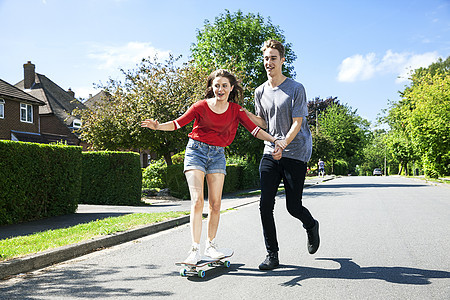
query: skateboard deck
175 248 234 278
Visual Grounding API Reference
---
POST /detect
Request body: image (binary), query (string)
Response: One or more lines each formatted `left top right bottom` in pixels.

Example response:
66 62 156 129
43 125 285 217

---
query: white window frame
72 118 82 129
20 103 33 123
0 98 4 119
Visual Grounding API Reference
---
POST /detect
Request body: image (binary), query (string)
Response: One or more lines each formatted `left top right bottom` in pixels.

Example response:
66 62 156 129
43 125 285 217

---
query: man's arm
285 117 303 145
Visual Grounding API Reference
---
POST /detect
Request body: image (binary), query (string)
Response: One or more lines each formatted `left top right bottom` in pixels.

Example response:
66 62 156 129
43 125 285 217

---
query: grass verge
0 211 189 262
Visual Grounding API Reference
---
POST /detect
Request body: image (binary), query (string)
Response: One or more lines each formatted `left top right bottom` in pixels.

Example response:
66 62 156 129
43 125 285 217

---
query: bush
142 159 167 189
334 159 349 175
0 141 82 225
81 151 142 205
166 164 189 199
161 155 260 199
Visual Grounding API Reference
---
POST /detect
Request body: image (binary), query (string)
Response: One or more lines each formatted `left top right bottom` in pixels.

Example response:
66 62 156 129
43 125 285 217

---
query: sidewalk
0 175 334 279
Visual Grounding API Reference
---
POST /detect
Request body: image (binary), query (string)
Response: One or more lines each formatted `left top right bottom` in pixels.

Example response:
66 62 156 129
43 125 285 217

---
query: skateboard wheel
198 270 206 278
180 268 187 277
224 260 231 268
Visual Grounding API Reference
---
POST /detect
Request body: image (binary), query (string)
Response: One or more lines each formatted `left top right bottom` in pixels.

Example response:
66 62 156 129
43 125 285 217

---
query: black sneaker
307 220 320 254
258 252 279 270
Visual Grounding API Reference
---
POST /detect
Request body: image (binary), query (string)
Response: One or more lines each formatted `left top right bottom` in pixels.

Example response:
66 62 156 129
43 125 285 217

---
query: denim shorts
184 138 226 175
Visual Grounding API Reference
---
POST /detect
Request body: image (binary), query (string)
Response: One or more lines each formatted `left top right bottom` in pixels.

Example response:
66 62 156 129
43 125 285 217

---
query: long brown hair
204 69 243 103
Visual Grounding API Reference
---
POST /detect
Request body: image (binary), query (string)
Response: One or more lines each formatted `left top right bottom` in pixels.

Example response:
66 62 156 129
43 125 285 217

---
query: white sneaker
184 244 201 265
204 239 225 259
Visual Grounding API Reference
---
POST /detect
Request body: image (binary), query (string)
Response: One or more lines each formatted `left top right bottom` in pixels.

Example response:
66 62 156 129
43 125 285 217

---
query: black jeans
259 155 315 254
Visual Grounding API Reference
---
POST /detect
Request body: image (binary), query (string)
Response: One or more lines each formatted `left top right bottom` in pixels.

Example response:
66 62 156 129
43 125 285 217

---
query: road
1 176 449 299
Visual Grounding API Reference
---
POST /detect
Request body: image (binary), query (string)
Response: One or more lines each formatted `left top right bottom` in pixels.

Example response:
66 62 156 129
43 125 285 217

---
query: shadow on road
311 183 428 189
232 258 450 287
0 263 174 298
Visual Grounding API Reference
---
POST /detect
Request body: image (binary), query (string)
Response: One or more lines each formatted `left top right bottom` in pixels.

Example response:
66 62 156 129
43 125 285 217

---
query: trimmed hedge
80 151 142 205
164 163 260 200
0 140 82 225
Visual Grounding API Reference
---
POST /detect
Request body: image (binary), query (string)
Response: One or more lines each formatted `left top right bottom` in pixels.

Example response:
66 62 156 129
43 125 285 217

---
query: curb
0 215 190 280
0 176 335 280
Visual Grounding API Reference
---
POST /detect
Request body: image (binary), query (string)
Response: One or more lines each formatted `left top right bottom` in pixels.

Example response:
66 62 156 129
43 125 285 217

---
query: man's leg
281 158 320 254
259 155 282 270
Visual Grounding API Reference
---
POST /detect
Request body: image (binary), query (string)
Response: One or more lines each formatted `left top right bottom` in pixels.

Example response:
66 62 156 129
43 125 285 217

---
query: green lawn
0 211 189 262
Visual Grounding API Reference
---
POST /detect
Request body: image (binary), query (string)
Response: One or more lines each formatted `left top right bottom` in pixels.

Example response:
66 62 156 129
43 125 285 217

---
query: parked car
373 168 383 176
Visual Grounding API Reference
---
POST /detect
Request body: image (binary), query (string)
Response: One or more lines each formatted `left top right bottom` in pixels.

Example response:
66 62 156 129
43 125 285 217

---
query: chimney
67 88 75 98
23 61 35 89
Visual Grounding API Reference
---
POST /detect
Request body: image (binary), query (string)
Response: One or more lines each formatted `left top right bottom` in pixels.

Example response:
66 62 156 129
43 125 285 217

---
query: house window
0 98 4 119
20 103 33 123
73 119 82 129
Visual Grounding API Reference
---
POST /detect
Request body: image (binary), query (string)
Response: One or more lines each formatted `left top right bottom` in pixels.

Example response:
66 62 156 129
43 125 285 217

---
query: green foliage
162 156 260 199
191 9 296 101
0 141 81 225
333 159 349 176
0 211 189 261
74 55 208 165
171 150 185 165
142 158 167 189
166 164 189 199
383 57 450 178
360 130 387 175
81 151 142 205
191 10 296 161
317 103 371 173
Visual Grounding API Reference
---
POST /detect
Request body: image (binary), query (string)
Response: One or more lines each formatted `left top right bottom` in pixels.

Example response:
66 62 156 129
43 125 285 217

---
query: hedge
80 151 142 205
0 141 82 225
164 163 260 200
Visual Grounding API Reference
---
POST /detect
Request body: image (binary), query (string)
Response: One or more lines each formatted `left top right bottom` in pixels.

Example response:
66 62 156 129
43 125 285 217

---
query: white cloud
88 42 171 71
337 53 376 82
337 50 440 83
396 52 440 83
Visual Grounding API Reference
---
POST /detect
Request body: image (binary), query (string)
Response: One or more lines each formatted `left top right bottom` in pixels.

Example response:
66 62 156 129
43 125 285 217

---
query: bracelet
273 138 280 143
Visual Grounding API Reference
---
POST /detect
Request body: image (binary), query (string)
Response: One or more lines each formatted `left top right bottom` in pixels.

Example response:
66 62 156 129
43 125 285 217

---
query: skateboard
175 248 234 278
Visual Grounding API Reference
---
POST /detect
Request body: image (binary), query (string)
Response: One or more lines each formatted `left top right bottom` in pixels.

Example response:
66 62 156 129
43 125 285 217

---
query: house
0 78 46 143
14 61 88 148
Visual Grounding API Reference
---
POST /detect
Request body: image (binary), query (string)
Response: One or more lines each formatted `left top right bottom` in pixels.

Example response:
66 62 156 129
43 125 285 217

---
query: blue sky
1 0 449 126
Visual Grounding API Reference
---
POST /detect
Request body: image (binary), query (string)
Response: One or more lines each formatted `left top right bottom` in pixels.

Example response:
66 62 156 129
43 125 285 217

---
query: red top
173 100 261 147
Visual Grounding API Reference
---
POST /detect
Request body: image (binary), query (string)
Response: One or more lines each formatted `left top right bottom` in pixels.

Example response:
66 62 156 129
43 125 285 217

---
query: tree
191 9 296 101
402 72 450 177
360 130 387 175
318 104 371 173
307 96 340 128
382 56 450 177
190 10 297 161
74 55 209 165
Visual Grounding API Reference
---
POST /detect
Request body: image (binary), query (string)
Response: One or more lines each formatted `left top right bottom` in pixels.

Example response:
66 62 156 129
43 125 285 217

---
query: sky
1 0 449 127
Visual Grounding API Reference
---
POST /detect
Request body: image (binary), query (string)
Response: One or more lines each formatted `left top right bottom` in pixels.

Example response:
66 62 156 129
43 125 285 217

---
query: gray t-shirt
255 77 312 162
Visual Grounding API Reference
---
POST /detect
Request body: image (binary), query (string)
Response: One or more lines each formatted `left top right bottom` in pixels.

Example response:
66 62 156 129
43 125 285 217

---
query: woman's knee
191 196 204 211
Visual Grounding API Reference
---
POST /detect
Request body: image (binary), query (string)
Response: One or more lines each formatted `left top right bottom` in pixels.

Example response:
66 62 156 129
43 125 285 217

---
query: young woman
141 69 286 264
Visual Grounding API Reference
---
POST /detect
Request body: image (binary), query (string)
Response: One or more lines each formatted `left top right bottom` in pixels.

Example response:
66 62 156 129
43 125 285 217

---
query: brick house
0 78 46 142
14 61 88 148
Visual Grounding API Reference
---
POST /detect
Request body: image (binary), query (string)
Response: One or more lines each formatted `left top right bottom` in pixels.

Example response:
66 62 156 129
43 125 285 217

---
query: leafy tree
190 10 297 161
74 55 209 165
382 56 450 177
402 72 450 177
318 104 371 173
307 96 340 128
191 9 296 101
360 130 387 175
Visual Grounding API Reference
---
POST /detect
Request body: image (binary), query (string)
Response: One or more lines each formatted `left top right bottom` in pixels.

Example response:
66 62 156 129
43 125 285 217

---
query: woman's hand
141 119 159 130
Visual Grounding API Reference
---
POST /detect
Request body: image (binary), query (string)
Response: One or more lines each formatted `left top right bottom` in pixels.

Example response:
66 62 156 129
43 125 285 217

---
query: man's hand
272 144 283 160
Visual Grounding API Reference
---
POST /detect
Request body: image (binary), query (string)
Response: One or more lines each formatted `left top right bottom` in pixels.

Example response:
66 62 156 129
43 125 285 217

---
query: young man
243 39 320 270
